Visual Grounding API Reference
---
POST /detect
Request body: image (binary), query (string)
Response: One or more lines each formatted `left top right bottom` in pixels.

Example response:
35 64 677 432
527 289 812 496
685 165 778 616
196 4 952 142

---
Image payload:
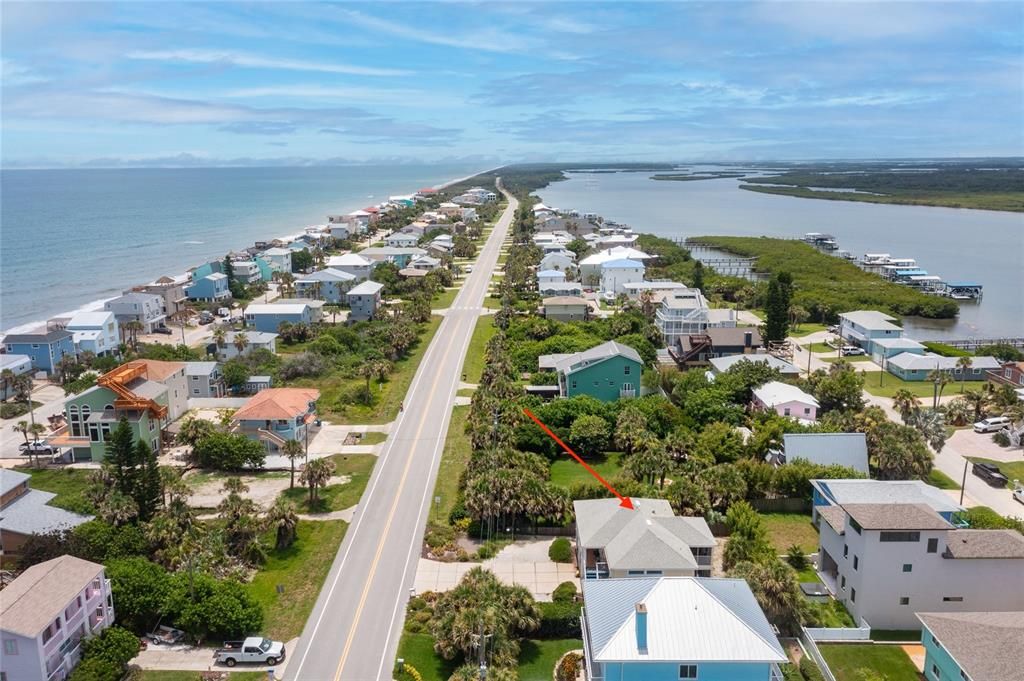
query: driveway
934 430 1023 518
132 637 297 678
413 538 578 601
0 382 68 460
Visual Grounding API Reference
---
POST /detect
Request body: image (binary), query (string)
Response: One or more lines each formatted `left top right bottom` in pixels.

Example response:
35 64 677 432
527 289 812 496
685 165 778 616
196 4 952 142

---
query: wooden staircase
97 362 168 419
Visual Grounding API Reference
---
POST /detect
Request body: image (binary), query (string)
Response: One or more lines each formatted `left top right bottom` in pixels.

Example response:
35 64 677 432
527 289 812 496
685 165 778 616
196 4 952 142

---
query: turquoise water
0 164 487 331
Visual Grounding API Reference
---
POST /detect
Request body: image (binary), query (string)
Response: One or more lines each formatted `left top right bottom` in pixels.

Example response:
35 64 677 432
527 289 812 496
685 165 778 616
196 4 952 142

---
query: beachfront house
599 259 645 295
0 354 33 399
837 310 903 354
581 577 787 681
230 260 264 285
230 388 319 452
574 498 714 579
0 555 114 681
539 341 644 402
385 232 420 248
767 433 869 474
327 223 350 240
813 496 1024 629
346 281 385 322
261 247 292 273
655 288 738 349
917 611 1021 681
243 301 321 333
327 253 376 281
185 272 231 302
65 311 120 358
295 268 357 303
541 296 590 322
751 381 819 422
54 360 187 461
0 469 91 563
104 292 167 334
3 329 76 376
185 361 224 398
886 353 1001 381
130 276 189 318
209 331 277 361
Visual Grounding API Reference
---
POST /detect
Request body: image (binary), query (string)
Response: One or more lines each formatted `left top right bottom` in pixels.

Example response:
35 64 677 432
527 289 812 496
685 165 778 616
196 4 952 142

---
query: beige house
541 296 590 322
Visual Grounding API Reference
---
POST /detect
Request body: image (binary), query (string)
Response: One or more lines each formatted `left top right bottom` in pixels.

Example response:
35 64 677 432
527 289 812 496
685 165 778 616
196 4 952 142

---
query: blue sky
3 1 1022 167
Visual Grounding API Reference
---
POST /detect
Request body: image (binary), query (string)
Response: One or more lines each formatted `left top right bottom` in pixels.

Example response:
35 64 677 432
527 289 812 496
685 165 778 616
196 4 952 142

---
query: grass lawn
396 633 458 681
456 388 475 398
871 630 922 642
14 466 95 514
806 341 839 354
483 296 502 309
518 639 582 680
358 431 388 445
281 453 376 512
461 316 498 384
862 371 988 399
789 323 829 338
247 519 348 640
312 315 442 424
794 565 819 583
550 452 624 489
968 457 1024 489
762 513 819 553
431 406 471 527
139 673 265 681
823 355 874 363
806 598 856 628
926 468 961 490
818 644 919 681
432 286 462 309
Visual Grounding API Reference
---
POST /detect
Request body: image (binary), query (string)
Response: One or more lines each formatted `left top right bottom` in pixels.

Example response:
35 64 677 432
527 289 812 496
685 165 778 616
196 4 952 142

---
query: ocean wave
182 240 205 245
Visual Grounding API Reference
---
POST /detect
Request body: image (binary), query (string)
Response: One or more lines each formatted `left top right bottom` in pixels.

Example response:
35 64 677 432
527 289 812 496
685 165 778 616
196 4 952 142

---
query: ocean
0 164 489 332
540 170 1024 340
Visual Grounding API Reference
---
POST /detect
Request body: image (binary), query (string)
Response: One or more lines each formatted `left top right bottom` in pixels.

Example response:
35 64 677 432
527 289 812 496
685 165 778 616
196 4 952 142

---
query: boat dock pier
678 239 763 280
933 337 1024 351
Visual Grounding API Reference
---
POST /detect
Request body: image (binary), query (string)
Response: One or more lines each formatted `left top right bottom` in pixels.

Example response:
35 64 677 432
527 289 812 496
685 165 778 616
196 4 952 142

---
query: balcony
619 388 636 399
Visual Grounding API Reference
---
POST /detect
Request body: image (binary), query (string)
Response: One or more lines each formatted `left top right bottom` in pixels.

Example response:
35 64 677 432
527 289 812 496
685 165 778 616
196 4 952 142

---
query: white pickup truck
214 637 285 667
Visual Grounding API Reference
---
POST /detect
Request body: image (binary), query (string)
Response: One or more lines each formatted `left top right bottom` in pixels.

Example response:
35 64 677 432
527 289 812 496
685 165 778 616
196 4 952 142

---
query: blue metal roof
945 282 982 288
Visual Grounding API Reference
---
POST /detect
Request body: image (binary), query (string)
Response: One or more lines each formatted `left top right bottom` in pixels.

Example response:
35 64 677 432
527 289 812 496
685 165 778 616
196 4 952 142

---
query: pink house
751 381 819 423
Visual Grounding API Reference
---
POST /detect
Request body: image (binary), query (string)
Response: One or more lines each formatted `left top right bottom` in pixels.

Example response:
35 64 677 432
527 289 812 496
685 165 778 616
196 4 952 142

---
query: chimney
744 331 753 349
635 603 648 653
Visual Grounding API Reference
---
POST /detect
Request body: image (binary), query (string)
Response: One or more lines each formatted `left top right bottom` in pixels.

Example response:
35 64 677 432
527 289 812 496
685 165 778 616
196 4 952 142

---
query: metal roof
553 341 643 375
0 487 91 538
783 433 868 474
811 479 962 514
348 281 384 296
584 577 786 663
752 381 819 407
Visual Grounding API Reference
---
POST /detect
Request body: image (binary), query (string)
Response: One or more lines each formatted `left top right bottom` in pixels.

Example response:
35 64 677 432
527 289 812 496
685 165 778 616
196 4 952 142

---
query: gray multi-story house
104 292 167 333
346 281 385 322
185 362 225 398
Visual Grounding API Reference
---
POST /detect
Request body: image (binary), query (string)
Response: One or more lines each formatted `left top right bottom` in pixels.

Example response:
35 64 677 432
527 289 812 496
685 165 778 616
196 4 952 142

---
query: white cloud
126 49 412 77
1 59 49 85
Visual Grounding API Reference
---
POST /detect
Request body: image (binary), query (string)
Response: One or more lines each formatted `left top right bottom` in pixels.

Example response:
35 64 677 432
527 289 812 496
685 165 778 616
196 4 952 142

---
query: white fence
798 631 838 681
804 624 871 642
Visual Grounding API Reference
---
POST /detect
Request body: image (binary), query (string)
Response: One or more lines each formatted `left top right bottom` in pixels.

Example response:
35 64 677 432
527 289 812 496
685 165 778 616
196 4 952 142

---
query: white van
973 417 1011 433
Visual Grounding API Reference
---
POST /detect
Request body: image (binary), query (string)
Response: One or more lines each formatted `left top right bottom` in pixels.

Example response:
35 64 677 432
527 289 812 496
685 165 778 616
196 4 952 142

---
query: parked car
19 441 54 456
215 637 285 667
972 462 1009 487
840 346 866 356
198 311 215 325
217 307 232 318
827 325 839 333
974 416 1011 433
153 326 173 335
1013 486 1024 505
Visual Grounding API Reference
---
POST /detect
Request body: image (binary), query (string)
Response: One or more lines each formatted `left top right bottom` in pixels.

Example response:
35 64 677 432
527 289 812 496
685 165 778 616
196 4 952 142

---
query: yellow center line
333 313 468 680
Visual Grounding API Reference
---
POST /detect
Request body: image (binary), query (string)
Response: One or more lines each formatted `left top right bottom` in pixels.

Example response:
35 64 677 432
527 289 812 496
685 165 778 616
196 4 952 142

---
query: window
88 423 101 442
679 665 698 679
928 538 939 553
784 407 791 416
849 518 863 534
899 597 910 606
932 664 941 679
942 596 964 602
931 636 938 646
902 564 913 573
881 531 921 542
843 544 848 558
193 388 200 395
804 407 811 414
851 588 856 602
853 556 859 570
841 576 846 589
3 639 17 655
624 365 631 375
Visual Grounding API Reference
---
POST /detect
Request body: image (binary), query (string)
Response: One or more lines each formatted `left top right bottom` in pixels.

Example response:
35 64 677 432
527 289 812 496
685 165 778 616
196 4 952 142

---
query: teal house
918 611 1020 681
539 341 643 402
581 577 787 681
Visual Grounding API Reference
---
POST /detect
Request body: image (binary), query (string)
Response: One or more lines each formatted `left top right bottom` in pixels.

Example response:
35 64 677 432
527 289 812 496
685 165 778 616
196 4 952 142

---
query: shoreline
1 166 501 337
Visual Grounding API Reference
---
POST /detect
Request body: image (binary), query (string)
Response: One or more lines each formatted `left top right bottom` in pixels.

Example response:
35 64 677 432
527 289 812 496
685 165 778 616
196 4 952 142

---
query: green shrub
548 537 573 563
993 430 1011 447
786 544 808 570
799 656 827 681
556 652 584 681
475 540 501 560
964 506 1024 534
0 402 30 419
552 581 578 603
537 600 582 639
922 341 971 357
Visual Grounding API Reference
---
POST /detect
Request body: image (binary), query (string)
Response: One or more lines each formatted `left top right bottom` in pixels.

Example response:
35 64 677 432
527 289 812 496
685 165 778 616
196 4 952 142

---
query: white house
838 310 903 354
539 250 576 271
0 354 33 399
212 331 278 360
385 232 420 248
599 258 645 295
261 247 293 273
579 246 652 284
327 253 376 281
751 381 819 422
0 555 114 681
621 280 688 300
65 311 120 357
537 269 567 288
104 292 167 334
655 288 737 348
327 223 350 240
814 498 1024 629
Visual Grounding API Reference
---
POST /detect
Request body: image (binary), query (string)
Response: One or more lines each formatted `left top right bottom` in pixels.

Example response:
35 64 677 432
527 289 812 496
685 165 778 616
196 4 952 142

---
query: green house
543 341 644 402
60 380 168 462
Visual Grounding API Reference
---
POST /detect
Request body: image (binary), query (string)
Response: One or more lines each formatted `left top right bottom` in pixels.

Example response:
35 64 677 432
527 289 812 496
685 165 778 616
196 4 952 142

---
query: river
539 169 1024 340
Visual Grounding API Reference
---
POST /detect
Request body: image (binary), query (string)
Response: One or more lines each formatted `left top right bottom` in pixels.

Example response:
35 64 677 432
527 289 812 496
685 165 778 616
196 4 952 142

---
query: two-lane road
284 185 517 681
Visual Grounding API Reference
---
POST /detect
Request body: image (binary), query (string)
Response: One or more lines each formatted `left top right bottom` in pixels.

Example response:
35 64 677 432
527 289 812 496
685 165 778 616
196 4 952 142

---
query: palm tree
357 359 393 401
324 303 342 325
731 560 805 635
1 368 16 399
955 356 973 394
232 331 249 356
212 327 227 351
266 498 299 550
961 389 990 421
12 420 31 445
300 457 336 505
907 408 949 452
221 476 249 496
282 439 304 489
927 369 953 409
125 320 144 351
944 398 970 427
892 389 921 423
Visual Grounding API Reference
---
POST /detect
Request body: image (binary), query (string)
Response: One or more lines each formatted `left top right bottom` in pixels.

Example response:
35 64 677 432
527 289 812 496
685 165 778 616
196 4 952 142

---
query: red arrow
523 408 634 510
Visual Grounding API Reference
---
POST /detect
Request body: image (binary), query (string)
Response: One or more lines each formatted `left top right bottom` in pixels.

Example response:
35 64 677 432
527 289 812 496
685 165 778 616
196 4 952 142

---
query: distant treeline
691 236 960 321
478 163 676 198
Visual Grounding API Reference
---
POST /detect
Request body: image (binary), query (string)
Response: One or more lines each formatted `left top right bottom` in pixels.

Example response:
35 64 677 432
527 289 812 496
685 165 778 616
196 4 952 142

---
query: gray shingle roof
842 503 950 530
0 488 92 536
943 530 1024 559
0 555 105 638
0 469 30 497
817 506 846 535
3 328 73 344
554 341 643 375
916 611 1024 681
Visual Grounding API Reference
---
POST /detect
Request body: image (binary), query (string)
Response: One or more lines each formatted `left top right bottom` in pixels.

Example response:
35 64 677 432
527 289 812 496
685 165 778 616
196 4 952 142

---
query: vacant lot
819 644 920 681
